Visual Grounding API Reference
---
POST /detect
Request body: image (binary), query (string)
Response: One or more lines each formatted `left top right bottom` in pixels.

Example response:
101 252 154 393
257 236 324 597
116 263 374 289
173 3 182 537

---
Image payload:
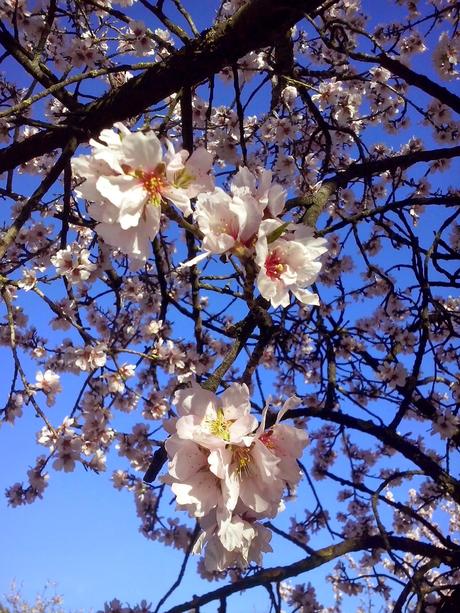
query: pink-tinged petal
267 183 286 217
238 478 277 514
255 403 270 436
273 293 291 309
217 516 246 552
276 395 302 423
143 202 162 239
96 175 146 227
171 471 219 517
220 383 250 419
191 530 207 555
186 147 213 178
162 416 177 435
161 185 192 216
231 166 257 194
175 414 200 440
72 156 117 202
163 138 179 162
291 287 320 306
279 265 297 285
165 148 187 178
178 251 211 270
296 261 323 286
202 233 235 254
235 444 283 514
248 523 273 564
203 538 231 572
194 190 239 254
91 126 123 148
192 431 228 451
173 383 216 418
221 468 239 513
88 200 120 224
255 270 275 297
120 130 162 170
271 423 308 459
257 271 287 306
112 122 131 137
208 447 232 479
96 222 151 260
230 194 262 244
229 415 258 442
252 439 280 479
257 218 283 239
166 438 207 480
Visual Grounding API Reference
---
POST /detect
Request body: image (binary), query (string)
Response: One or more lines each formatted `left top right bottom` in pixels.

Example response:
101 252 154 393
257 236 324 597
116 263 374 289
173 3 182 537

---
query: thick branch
287 146 460 225
163 535 460 613
0 0 326 173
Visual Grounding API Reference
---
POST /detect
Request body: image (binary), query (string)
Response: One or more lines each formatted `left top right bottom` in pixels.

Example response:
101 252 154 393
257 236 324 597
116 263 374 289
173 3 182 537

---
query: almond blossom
50 245 97 284
192 510 273 572
431 410 460 439
74 344 107 371
163 383 308 570
191 187 263 258
255 220 328 308
162 437 223 519
72 123 214 260
172 381 258 452
230 166 286 217
182 167 285 267
35 370 62 406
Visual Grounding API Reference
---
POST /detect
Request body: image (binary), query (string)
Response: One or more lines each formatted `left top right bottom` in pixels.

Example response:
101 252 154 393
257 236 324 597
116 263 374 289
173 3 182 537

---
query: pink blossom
255 220 328 308
192 188 263 256
193 511 272 572
72 123 214 260
172 382 257 452
35 370 62 406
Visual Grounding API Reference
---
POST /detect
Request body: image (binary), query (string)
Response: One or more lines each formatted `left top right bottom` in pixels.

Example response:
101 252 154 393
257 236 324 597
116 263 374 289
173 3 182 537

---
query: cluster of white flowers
433 31 459 80
73 124 328 308
161 382 307 571
72 123 214 261
184 166 328 307
35 369 62 407
50 245 97 284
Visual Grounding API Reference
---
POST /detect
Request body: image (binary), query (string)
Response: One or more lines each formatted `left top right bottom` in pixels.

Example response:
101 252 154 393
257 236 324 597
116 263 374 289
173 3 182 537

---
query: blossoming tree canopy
0 0 460 611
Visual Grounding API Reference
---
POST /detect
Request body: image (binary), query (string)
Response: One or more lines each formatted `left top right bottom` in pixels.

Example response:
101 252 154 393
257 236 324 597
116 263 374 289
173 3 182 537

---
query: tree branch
0 0 327 173
163 535 460 613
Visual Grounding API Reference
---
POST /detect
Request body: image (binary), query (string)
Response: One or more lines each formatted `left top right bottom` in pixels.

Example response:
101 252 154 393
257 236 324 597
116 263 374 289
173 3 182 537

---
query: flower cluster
50 245 97 284
73 124 327 308
162 382 307 571
72 123 214 260
186 167 328 307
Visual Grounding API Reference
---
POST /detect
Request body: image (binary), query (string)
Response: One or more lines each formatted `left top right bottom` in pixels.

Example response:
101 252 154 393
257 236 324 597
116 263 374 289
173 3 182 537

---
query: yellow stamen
208 408 230 442
231 445 252 476
131 164 166 206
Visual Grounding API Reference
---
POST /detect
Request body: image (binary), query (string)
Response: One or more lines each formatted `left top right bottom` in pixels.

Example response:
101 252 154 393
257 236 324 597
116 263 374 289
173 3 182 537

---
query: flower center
137 169 165 206
265 251 285 279
231 445 252 476
208 408 230 441
122 162 166 207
